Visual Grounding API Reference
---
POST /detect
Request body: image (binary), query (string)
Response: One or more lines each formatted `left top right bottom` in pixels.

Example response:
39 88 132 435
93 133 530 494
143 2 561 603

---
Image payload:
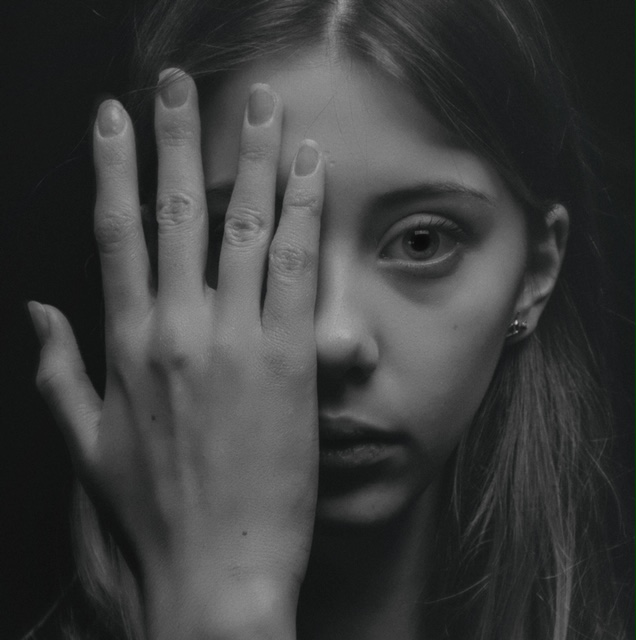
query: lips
318 416 404 469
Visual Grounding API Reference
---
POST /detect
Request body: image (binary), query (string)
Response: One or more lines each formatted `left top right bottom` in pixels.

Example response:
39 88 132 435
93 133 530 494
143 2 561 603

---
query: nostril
317 362 373 405
314 289 379 382
349 365 371 384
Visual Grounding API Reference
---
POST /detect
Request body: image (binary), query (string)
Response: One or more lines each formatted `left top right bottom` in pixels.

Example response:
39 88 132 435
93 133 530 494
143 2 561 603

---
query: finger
29 302 102 470
261 141 324 339
216 84 282 320
155 69 208 303
94 100 151 321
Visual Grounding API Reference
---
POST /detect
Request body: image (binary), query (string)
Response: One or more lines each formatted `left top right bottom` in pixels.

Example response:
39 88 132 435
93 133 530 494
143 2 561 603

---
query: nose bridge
315 244 378 371
315 243 357 330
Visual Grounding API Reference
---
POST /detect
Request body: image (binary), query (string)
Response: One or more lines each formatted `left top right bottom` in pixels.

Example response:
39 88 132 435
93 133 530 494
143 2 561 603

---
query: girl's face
201 47 529 527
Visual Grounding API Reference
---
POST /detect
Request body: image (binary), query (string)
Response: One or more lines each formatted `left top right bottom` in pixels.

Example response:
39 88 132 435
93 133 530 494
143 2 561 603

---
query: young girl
26 0 628 638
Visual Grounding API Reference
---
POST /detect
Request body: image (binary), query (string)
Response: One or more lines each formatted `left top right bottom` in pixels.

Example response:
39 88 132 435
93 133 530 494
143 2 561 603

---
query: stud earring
505 315 528 338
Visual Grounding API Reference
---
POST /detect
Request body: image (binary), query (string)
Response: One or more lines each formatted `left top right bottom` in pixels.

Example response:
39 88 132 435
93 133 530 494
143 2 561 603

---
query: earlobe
508 204 569 342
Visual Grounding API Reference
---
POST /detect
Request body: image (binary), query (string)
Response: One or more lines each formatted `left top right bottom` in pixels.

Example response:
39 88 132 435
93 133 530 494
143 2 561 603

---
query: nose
314 255 379 388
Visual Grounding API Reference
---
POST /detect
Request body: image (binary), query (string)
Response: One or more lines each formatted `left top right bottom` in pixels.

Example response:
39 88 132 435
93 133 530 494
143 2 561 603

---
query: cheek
383 270 521 467
416 329 502 465
394 338 501 471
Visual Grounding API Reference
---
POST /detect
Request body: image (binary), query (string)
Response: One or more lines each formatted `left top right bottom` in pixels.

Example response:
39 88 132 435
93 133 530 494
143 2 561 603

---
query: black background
1 1 633 637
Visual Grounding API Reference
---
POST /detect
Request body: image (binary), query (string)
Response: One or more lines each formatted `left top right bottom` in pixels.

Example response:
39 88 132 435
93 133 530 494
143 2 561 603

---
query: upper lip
318 415 402 443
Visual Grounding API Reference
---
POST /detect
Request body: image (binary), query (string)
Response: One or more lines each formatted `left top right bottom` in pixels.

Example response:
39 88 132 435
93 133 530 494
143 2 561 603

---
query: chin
314 476 429 532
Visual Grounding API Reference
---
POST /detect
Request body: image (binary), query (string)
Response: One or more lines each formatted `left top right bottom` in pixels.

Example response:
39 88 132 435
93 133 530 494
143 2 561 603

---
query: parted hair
50 0 625 638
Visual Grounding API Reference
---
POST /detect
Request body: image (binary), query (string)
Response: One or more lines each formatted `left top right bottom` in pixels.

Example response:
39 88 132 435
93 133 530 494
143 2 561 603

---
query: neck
297 480 442 640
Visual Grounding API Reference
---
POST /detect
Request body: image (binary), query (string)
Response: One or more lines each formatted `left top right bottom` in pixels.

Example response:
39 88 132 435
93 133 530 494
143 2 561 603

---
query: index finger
261 140 324 340
93 100 151 322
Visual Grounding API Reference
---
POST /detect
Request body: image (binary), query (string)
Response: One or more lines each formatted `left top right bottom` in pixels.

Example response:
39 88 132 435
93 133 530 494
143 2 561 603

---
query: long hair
63 0 625 638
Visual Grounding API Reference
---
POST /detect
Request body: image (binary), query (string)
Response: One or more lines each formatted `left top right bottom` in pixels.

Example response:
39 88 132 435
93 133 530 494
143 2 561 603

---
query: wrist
143 570 298 640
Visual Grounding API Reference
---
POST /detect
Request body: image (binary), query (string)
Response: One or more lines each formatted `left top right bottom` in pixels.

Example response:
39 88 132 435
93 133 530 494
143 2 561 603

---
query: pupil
408 230 431 252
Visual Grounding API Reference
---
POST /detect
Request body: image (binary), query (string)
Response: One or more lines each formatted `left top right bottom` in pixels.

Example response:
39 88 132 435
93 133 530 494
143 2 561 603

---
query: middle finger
215 84 282 321
155 69 208 304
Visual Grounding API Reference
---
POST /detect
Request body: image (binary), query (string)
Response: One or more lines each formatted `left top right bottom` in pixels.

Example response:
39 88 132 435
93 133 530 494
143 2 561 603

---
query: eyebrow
372 181 495 209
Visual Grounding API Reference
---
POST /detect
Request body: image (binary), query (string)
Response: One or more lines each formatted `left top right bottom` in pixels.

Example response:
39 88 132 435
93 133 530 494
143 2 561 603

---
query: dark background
1 1 633 637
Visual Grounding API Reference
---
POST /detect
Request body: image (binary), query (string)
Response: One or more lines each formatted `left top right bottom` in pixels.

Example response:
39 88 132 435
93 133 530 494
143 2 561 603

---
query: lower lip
319 440 401 468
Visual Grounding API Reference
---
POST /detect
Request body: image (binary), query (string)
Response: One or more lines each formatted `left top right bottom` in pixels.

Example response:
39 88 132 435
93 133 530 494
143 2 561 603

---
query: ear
509 204 569 342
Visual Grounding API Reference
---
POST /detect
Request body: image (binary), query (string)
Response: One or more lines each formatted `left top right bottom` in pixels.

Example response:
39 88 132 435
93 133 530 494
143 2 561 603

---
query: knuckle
98 142 128 169
149 318 197 372
94 206 139 251
108 358 138 392
107 326 140 363
156 118 197 147
156 192 201 229
36 365 63 396
268 241 314 277
224 206 268 246
239 140 275 164
284 188 321 214
150 343 190 372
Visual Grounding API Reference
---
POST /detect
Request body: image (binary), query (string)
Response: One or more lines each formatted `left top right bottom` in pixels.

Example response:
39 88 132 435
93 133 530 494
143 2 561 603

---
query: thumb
29 301 102 470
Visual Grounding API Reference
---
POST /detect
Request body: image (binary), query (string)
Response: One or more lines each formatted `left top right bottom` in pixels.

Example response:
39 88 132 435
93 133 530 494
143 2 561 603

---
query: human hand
29 70 324 639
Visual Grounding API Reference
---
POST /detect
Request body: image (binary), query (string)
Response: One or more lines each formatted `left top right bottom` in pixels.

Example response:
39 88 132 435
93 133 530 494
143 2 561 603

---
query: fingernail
247 85 275 126
294 142 320 177
159 69 189 108
97 101 125 137
28 301 50 346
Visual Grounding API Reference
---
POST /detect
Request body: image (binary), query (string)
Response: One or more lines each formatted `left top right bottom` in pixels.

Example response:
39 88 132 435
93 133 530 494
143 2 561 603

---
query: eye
379 215 463 269
396 228 441 261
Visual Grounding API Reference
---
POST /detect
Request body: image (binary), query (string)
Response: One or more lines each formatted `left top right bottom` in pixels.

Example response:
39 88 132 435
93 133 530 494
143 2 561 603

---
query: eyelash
378 214 466 272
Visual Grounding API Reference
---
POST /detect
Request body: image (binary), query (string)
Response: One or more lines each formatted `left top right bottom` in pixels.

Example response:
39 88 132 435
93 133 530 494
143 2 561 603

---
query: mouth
318 416 405 469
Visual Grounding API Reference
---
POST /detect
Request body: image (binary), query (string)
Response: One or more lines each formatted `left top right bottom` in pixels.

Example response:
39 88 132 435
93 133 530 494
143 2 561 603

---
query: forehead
200 45 506 200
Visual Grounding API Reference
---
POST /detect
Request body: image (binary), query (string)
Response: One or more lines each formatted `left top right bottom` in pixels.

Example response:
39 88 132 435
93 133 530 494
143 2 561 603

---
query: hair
53 0 627 638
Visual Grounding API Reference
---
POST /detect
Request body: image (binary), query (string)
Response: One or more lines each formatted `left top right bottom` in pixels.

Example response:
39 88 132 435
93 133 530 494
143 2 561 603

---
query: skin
200 46 568 639
29 44 567 640
203 48 528 527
